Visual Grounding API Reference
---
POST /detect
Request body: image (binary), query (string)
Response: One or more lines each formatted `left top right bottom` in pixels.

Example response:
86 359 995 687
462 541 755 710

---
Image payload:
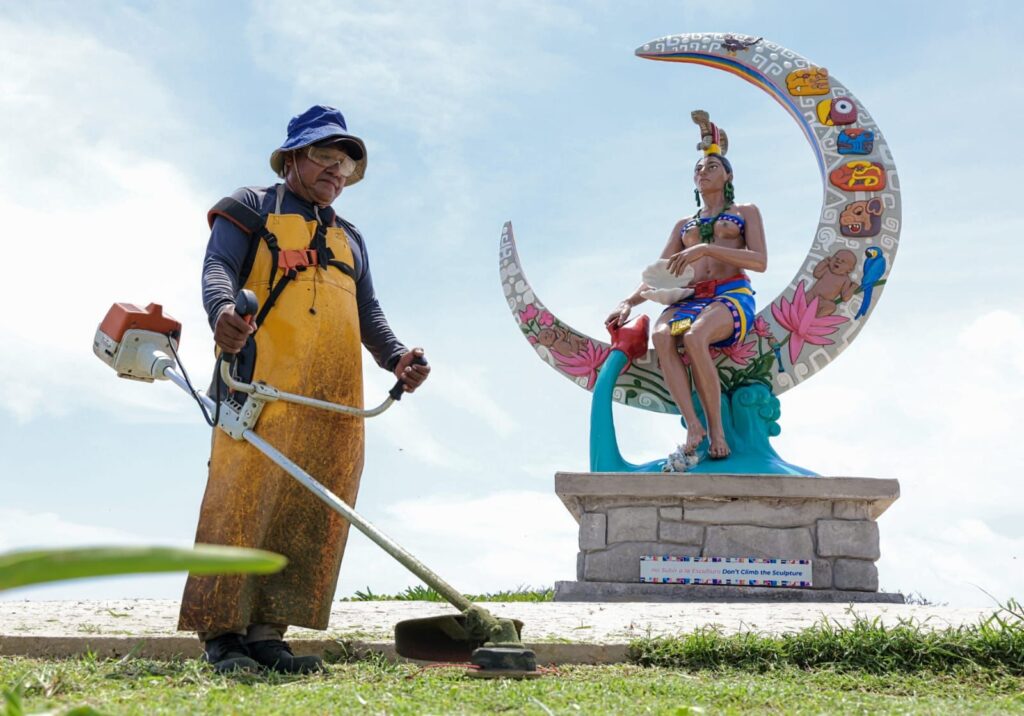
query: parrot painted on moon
855 246 886 319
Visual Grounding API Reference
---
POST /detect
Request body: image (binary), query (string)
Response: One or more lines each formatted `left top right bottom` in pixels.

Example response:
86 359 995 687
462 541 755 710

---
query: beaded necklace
695 202 733 244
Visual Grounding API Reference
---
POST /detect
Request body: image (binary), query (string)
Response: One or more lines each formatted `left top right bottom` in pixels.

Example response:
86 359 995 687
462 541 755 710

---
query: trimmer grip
235 289 259 325
389 354 429 401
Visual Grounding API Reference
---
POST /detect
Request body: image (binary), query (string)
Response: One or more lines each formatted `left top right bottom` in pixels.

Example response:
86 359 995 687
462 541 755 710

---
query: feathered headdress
691 110 729 157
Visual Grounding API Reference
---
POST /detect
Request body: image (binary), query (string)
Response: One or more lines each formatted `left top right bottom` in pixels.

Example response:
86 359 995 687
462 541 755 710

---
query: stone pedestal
554 472 903 603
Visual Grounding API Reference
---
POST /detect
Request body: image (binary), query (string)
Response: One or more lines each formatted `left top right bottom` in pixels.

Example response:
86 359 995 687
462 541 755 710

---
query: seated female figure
606 149 767 460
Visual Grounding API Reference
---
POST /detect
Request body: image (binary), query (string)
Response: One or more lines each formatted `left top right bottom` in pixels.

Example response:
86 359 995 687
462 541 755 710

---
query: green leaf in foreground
0 545 286 592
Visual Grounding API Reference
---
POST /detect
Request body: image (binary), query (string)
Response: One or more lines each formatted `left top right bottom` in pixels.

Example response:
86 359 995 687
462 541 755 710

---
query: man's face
287 148 347 206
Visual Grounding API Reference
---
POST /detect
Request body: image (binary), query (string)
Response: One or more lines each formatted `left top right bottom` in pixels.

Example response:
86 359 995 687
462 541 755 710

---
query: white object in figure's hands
639 259 695 305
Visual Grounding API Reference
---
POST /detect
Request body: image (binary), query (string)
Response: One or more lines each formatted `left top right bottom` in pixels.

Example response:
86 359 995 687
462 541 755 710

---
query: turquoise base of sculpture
590 350 816 476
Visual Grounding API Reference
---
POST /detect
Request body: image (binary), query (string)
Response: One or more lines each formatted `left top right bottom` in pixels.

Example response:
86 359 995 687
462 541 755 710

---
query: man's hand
214 305 255 354
393 348 430 393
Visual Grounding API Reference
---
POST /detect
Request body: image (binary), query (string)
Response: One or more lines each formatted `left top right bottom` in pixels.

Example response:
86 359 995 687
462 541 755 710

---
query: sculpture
499 32 901 477
606 112 765 462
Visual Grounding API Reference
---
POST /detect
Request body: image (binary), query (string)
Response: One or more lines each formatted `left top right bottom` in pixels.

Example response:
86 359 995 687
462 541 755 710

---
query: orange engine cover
99 302 182 343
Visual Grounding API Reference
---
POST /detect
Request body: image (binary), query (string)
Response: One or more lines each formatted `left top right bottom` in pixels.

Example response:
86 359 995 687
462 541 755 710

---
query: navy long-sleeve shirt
201 184 407 371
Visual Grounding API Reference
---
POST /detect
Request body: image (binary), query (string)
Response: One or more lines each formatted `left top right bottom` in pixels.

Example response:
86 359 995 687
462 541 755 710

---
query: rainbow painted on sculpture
634 49 826 178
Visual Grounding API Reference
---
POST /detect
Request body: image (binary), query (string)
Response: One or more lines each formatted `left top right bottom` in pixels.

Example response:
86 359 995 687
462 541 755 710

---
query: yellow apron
179 207 363 634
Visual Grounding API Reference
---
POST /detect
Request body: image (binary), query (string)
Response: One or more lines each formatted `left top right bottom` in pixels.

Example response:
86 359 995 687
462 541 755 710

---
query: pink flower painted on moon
519 304 539 323
551 341 611 389
712 339 758 367
538 310 555 327
771 283 848 364
752 316 773 338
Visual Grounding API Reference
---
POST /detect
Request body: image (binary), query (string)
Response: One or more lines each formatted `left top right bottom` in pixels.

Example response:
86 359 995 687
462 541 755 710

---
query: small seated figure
606 111 767 461
807 250 857 317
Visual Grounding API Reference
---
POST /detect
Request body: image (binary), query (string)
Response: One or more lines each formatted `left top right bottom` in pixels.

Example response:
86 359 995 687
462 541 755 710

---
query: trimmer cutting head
394 613 523 661
394 611 539 678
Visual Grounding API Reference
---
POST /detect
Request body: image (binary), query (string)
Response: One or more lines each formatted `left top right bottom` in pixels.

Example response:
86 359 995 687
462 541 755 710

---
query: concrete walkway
0 600 998 664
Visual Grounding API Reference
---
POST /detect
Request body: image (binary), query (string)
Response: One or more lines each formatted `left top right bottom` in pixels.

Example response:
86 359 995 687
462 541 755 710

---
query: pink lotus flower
711 339 758 367
539 310 554 327
771 282 848 363
752 316 772 338
552 341 611 389
519 304 539 323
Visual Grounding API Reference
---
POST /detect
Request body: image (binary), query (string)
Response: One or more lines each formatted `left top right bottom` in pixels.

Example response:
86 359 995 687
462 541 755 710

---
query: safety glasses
306 145 358 177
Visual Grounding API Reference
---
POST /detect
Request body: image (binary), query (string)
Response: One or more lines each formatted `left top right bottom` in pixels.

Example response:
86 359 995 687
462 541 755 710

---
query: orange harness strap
278 249 318 273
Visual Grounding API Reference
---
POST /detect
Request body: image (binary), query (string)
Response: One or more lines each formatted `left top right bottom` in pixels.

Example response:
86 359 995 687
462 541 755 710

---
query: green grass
629 601 1024 675
5 601 1024 714
3 656 1024 715
343 585 555 602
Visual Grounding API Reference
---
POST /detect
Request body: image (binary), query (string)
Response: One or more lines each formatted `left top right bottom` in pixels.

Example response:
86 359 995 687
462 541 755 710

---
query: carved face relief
840 198 884 237
816 97 857 126
837 128 875 155
829 160 887 192
786 66 829 96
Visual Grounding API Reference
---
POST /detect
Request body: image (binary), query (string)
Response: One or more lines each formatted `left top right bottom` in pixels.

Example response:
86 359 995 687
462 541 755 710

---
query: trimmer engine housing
93 303 182 382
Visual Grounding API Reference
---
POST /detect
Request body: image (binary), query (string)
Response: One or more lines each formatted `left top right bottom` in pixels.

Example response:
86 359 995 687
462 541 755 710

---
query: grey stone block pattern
585 542 700 582
812 559 833 590
579 513 607 550
833 500 871 520
685 498 831 527
833 559 879 591
558 474 898 601
817 520 880 560
659 521 704 545
704 526 814 560
555 581 904 603
607 507 658 543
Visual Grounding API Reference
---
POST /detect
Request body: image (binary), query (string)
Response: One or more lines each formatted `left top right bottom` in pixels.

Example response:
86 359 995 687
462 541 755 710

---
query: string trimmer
92 291 538 678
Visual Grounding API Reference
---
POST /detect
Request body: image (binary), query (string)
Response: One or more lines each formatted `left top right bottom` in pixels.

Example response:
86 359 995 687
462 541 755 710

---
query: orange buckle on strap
278 249 318 272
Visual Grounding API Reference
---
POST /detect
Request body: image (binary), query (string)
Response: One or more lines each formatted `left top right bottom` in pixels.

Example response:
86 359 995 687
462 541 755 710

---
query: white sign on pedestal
640 556 812 587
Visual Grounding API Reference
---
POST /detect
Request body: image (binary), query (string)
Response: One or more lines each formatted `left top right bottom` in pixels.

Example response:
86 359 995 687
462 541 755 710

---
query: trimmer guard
394 614 525 662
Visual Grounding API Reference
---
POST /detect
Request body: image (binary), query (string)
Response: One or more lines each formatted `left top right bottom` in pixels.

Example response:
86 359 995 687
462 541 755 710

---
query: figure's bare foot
708 432 731 459
684 423 707 454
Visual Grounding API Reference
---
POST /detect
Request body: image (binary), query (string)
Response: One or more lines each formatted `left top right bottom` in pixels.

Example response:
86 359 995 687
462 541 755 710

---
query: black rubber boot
247 640 325 674
204 633 259 673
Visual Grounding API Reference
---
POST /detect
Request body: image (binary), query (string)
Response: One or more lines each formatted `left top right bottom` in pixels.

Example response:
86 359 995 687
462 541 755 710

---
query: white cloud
339 490 578 596
0 18 213 424
0 508 150 552
423 364 520 438
0 509 193 601
881 519 1024 607
362 363 479 471
246 1 582 144
770 307 1024 604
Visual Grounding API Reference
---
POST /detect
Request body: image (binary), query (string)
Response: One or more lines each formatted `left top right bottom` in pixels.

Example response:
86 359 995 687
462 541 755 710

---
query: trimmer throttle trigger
235 289 259 326
389 353 429 401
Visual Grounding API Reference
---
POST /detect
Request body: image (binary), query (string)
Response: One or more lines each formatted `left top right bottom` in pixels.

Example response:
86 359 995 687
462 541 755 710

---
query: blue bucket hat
270 105 368 185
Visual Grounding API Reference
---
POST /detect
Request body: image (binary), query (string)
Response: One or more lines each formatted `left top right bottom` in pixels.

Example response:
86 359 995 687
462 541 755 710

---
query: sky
0 1 1022 609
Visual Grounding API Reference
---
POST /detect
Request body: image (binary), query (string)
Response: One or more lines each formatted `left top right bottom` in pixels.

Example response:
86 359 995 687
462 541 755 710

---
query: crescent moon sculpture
499 33 901 416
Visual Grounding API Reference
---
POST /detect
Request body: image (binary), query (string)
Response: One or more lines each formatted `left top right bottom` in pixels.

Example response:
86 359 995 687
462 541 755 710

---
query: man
178 105 430 673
